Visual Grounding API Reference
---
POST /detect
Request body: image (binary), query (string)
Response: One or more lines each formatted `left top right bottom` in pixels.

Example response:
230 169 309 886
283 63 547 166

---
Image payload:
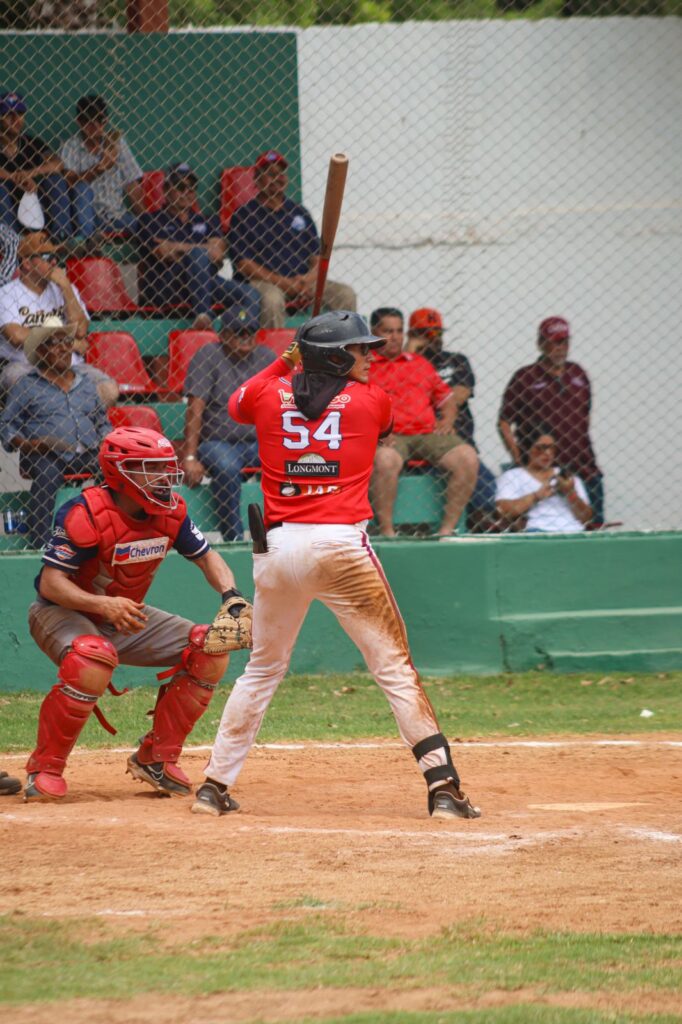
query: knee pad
412 732 460 790
58 635 119 697
180 624 229 687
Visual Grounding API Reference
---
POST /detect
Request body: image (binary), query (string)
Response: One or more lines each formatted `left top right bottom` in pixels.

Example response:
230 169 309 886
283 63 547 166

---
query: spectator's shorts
390 432 467 464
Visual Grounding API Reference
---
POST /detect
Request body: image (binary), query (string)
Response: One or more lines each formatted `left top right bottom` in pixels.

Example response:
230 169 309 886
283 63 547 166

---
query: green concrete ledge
0 531 680 691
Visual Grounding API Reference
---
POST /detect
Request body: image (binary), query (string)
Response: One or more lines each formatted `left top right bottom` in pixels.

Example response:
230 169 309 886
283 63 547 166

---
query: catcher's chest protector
68 487 186 606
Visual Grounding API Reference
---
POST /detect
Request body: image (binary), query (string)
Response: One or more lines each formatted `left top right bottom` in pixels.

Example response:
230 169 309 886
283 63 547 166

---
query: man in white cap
0 230 117 405
0 316 109 547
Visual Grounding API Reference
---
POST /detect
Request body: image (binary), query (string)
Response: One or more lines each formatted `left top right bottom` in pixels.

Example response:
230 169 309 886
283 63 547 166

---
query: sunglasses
43 334 73 347
532 443 556 452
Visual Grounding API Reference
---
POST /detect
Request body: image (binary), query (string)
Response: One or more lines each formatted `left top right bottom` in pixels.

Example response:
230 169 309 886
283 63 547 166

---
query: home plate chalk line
2 738 674 759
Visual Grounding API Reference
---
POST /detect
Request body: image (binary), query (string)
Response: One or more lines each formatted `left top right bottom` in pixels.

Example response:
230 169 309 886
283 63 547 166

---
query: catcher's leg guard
411 732 481 820
25 635 118 801
129 625 229 797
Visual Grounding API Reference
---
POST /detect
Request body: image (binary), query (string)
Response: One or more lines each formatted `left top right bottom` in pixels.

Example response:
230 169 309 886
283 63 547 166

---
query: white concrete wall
298 19 682 529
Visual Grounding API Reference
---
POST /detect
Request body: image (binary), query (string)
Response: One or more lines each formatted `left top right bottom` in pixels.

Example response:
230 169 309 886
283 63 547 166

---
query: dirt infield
2 736 682 1022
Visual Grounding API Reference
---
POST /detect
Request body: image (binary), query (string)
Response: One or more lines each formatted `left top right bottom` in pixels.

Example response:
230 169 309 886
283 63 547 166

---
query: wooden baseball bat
312 153 349 317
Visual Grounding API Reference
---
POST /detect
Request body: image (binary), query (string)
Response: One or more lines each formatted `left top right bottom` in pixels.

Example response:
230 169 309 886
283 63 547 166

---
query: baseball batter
24 425 252 802
192 311 480 820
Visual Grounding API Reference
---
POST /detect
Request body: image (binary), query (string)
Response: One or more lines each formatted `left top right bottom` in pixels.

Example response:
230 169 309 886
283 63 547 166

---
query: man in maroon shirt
498 316 603 525
369 307 478 537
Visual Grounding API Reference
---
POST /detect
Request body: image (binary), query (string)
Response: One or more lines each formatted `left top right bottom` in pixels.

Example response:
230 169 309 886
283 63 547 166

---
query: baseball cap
409 308 444 332
24 316 76 365
538 316 570 342
18 232 58 259
0 91 27 115
166 162 198 188
220 306 259 335
254 150 288 172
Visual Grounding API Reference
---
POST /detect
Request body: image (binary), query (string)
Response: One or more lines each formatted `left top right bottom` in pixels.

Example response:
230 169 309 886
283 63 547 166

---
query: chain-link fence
0 10 679 548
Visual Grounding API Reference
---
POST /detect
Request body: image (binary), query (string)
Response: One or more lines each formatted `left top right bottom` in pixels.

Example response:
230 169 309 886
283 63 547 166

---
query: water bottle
2 508 28 535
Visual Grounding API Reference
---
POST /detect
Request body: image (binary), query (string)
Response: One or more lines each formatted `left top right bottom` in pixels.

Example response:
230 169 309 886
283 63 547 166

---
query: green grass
1 670 680 753
2 916 682 1009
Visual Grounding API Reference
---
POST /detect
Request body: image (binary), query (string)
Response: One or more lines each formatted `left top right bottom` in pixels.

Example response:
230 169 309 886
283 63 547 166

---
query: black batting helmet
296 310 385 377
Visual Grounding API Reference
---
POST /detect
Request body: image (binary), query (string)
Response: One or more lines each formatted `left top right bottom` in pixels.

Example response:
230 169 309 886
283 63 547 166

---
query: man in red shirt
191 310 480 822
368 307 479 537
498 316 603 525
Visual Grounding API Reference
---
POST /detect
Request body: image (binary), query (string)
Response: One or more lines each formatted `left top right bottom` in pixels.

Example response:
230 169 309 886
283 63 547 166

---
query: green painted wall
0 32 302 213
0 531 680 692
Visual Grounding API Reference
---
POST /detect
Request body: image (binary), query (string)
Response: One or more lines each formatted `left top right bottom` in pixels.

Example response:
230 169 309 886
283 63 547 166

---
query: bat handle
312 256 330 318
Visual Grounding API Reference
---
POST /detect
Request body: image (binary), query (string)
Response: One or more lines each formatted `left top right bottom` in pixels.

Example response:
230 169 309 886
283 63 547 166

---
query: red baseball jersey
228 358 393 525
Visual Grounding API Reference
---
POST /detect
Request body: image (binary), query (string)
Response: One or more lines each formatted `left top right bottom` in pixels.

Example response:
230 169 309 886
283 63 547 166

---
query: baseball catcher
23 426 251 802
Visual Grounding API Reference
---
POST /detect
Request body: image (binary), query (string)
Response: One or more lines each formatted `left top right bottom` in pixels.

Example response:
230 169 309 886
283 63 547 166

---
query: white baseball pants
207 522 449 787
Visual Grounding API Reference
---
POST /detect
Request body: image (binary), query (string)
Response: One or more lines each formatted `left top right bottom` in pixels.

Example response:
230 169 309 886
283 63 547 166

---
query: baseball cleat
191 780 239 817
430 784 481 820
23 771 67 801
126 752 191 796
0 770 22 796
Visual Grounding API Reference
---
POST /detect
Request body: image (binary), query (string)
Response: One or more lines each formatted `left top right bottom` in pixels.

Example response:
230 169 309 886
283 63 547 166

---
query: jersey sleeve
173 515 210 560
449 354 475 392
227 357 292 423
42 498 98 572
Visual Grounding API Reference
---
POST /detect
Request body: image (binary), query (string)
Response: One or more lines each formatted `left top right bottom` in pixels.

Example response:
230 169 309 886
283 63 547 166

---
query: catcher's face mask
118 457 184 512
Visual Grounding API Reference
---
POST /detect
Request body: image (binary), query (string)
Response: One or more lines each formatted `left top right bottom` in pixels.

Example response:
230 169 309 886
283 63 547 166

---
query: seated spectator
60 95 144 241
228 149 356 328
0 316 109 547
0 91 70 241
495 425 592 533
498 316 604 525
406 306 500 533
0 231 117 406
368 307 479 537
137 162 259 327
0 221 18 285
183 306 275 540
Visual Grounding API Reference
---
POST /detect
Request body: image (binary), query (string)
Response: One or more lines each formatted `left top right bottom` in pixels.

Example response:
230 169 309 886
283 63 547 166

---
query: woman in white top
496 426 593 533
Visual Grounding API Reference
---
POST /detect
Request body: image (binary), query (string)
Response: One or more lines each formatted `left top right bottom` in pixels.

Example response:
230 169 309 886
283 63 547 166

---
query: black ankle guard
412 732 461 790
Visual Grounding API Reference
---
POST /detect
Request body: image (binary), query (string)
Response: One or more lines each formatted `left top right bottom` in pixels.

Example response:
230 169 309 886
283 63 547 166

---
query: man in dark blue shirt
228 150 356 328
137 162 260 325
182 306 275 540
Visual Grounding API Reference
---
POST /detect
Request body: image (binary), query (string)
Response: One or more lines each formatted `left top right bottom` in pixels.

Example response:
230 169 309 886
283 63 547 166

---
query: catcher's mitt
203 588 253 654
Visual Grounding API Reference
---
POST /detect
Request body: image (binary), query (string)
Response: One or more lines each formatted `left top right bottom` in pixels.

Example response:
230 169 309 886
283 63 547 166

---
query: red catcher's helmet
408 307 444 333
99 427 183 513
538 316 570 343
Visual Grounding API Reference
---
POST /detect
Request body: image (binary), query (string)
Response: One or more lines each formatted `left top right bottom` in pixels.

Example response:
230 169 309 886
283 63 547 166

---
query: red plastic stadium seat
86 332 155 394
141 170 166 213
66 257 138 314
166 329 218 393
255 327 296 356
219 165 258 233
108 405 163 432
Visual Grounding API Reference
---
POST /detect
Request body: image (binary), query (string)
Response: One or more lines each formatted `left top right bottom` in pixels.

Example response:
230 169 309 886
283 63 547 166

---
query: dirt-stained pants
207 522 449 787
